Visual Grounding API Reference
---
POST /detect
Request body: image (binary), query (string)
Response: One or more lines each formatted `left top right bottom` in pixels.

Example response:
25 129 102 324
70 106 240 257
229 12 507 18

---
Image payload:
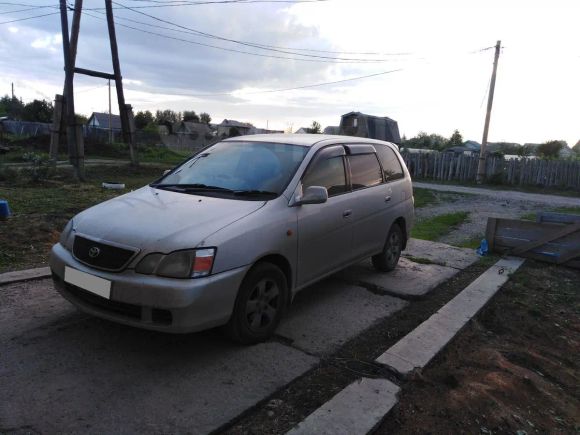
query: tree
21 99 53 123
200 112 211 124
446 129 463 148
182 110 200 123
0 95 24 119
134 110 154 130
573 140 580 155
536 140 564 159
306 120 321 134
155 109 181 124
228 126 240 137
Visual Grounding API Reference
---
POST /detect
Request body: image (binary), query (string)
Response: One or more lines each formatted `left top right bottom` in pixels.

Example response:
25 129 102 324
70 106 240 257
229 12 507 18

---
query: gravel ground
415 190 555 246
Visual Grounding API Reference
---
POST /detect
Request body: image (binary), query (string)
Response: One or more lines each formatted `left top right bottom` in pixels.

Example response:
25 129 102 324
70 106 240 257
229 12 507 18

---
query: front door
296 146 354 287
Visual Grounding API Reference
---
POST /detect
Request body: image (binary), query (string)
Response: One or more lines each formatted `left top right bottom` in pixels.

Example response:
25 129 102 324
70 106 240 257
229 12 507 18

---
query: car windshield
152 141 309 198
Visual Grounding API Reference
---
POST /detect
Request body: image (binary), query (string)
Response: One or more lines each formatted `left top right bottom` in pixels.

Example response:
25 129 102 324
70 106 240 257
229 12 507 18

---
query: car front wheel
225 262 288 344
372 223 403 272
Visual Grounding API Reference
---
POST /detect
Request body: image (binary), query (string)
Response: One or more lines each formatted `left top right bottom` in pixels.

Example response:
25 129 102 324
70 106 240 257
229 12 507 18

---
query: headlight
59 219 74 251
136 248 216 279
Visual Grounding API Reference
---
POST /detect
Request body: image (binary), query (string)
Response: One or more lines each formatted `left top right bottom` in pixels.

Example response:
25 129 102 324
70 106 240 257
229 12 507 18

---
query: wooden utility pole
476 40 501 183
104 0 137 165
108 79 112 144
59 0 84 180
11 82 14 99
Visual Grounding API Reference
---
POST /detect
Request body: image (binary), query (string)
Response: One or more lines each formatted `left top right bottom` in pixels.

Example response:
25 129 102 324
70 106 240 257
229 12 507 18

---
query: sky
1 0 579 146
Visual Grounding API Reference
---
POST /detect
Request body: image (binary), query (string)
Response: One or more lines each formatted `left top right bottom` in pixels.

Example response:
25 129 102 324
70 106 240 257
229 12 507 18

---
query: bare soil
378 260 580 434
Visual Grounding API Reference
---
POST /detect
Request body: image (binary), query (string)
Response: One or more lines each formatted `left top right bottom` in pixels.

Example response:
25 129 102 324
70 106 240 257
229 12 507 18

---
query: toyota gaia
50 134 414 343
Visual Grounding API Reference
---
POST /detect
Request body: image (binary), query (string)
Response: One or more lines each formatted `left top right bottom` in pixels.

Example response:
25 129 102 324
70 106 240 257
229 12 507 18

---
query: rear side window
375 145 404 182
347 154 382 190
302 156 347 197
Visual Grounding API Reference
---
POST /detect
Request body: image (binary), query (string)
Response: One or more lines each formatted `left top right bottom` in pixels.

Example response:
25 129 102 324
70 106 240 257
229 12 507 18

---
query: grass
411 211 470 241
0 164 165 272
413 187 438 208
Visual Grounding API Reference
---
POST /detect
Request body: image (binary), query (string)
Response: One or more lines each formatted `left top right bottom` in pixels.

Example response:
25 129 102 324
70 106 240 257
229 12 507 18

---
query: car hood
73 186 266 252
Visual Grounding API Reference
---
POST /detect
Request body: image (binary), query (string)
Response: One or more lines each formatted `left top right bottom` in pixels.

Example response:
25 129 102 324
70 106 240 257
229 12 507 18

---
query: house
463 140 481 151
294 127 310 134
443 146 478 156
86 112 122 131
217 119 253 138
323 126 340 135
339 112 401 144
159 121 215 153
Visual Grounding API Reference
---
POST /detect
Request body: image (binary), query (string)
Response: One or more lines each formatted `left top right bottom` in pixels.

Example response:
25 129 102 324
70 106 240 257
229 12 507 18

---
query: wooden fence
401 152 580 189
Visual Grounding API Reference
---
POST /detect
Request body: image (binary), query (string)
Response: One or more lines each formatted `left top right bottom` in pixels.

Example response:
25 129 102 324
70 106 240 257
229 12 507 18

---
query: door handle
342 209 352 218
384 196 392 202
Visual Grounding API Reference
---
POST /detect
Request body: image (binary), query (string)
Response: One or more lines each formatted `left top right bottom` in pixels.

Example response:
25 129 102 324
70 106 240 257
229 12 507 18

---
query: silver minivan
50 134 414 343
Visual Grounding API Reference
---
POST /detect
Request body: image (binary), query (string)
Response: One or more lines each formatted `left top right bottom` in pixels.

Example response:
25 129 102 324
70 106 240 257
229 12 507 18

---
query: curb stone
0 266 51 286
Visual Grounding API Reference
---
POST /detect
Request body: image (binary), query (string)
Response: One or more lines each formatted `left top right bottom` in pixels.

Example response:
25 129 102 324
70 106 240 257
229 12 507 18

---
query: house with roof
217 119 254 138
86 112 122 132
159 121 216 153
294 127 310 134
339 112 401 144
323 126 340 135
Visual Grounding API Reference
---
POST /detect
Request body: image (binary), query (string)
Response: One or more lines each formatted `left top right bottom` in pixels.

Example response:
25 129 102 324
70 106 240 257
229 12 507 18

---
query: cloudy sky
1 0 578 145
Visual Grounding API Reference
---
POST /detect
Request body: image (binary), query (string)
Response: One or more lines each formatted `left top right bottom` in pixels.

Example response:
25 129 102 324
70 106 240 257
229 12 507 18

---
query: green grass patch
411 212 470 241
0 164 165 272
413 187 438 208
455 235 484 249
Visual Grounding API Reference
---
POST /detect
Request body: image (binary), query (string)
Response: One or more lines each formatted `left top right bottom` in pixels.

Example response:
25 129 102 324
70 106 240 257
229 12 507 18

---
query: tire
225 262 289 344
372 223 404 272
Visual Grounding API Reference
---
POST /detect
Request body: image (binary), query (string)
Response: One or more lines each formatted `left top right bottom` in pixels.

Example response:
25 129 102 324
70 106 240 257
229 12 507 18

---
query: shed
339 112 401 144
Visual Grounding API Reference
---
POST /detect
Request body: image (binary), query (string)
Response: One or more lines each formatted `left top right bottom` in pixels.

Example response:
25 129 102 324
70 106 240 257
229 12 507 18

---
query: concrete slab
0 266 50 286
335 257 458 299
376 257 525 377
287 377 400 435
278 278 407 356
403 238 479 270
0 279 319 435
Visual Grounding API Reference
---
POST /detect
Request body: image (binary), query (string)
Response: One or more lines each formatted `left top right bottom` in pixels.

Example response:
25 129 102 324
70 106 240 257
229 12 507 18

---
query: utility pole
11 82 14 99
105 0 137 165
59 0 84 180
108 79 112 144
476 40 501 184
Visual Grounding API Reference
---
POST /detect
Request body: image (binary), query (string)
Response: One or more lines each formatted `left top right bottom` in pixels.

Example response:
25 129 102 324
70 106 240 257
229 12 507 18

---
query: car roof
224 133 398 149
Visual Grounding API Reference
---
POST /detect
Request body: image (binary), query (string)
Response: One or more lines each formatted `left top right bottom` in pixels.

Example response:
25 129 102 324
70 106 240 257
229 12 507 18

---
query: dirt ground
378 260 580 434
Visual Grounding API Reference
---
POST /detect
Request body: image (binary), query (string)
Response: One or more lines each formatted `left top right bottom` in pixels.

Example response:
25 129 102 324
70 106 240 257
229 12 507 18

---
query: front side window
302 156 347 197
155 141 309 198
348 154 383 190
375 145 404 182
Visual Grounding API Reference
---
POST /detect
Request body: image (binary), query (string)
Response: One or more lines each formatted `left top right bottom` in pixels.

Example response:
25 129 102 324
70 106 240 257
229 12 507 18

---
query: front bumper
49 243 249 333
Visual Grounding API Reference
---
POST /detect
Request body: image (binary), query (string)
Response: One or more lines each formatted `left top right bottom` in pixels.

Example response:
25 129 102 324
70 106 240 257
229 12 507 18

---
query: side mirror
295 186 328 205
163 169 171 176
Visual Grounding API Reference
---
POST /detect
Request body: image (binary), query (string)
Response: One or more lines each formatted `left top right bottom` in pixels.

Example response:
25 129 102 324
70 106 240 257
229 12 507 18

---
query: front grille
73 235 137 271
62 281 173 326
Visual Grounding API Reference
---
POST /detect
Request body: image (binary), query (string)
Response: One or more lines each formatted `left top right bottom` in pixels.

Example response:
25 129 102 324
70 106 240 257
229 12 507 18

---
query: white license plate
64 266 111 299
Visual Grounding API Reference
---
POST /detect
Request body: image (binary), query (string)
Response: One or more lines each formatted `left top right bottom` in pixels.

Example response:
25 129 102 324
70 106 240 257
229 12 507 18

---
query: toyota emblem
88 247 101 258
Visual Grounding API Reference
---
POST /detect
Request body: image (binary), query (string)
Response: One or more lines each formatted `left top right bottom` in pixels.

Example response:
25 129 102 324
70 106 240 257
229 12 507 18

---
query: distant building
339 112 401 144
294 127 310 134
87 112 122 131
463 140 481 151
159 121 215 153
443 146 478 156
249 127 284 135
217 119 254 137
323 126 340 135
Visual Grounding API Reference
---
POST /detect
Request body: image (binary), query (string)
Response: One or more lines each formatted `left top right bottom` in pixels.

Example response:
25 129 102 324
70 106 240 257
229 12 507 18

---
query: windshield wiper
151 183 234 192
233 190 278 198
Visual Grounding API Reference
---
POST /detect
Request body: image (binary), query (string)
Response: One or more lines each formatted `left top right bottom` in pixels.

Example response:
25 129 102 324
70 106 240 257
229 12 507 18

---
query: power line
83 11 389 63
106 1 396 62
0 6 56 15
123 68 403 99
0 11 59 24
82 0 332 9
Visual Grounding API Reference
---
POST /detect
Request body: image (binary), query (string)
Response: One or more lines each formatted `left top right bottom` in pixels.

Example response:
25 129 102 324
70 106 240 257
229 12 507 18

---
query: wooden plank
512 222 580 255
537 212 580 224
485 217 498 252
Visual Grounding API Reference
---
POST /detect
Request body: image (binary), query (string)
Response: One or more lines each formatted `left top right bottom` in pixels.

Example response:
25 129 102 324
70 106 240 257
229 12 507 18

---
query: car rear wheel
372 223 403 272
225 262 288 344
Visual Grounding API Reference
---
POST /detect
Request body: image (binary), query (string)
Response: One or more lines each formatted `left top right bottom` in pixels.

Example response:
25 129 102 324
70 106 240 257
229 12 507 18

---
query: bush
0 164 19 182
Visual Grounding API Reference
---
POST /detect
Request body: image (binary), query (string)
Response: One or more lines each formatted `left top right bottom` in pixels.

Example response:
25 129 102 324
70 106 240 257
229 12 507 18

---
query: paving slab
375 257 525 377
0 279 318 435
287 377 400 435
402 238 479 270
0 266 50 286
278 278 407 355
335 257 458 299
